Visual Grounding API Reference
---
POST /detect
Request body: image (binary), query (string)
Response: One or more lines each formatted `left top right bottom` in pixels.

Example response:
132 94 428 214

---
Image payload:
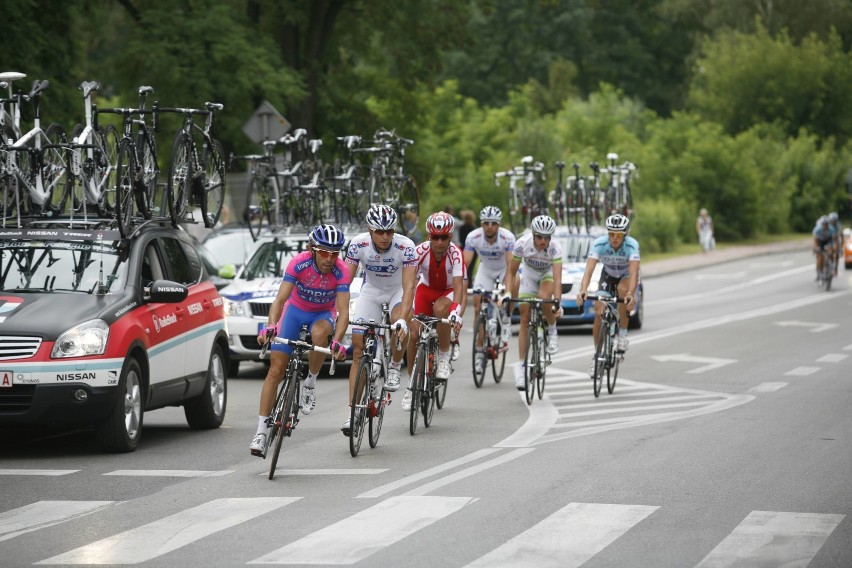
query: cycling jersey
588 235 640 279
415 242 465 290
512 232 563 276
345 232 417 293
813 224 836 241
464 227 515 273
283 251 351 311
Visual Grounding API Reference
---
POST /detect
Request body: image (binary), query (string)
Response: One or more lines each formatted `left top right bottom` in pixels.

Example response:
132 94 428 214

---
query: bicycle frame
469 281 508 387
512 297 558 404
589 293 626 397
409 314 451 435
0 71 26 140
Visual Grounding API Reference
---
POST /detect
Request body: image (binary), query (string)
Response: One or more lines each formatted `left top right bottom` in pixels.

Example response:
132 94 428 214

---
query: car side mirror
218 264 236 279
145 279 189 303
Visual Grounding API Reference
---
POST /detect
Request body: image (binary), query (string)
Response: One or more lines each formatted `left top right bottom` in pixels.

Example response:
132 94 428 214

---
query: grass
643 232 810 263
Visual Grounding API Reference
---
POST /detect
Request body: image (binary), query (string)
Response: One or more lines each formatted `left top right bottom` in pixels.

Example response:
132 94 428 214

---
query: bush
631 198 682 253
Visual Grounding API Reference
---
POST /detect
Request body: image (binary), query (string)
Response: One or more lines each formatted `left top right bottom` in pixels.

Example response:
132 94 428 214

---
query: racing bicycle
588 292 627 397
512 297 560 405
409 314 452 435
816 247 835 291
262 326 335 480
469 283 508 387
349 304 399 457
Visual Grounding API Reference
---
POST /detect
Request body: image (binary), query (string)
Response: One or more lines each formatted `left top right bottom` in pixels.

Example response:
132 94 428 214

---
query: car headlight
223 297 247 317
51 319 109 358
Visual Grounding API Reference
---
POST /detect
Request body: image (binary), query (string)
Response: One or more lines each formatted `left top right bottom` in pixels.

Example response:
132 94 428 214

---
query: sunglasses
608 232 625 238
533 234 551 241
482 221 499 227
372 229 394 236
430 234 450 241
314 248 340 259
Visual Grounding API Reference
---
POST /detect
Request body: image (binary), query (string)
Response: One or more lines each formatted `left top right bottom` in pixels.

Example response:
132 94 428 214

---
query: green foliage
631 197 682 253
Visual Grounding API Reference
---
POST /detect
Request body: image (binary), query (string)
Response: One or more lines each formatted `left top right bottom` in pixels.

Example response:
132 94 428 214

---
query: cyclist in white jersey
464 205 515 374
576 213 640 377
505 215 563 390
343 204 417 435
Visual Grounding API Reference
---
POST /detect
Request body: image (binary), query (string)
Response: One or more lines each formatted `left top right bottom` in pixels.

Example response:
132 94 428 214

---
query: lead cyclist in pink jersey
249 224 351 457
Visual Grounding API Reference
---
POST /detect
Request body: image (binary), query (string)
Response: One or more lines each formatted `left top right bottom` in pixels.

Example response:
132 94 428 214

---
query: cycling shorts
272 302 335 355
352 286 404 334
598 270 625 295
414 283 453 317
519 266 554 295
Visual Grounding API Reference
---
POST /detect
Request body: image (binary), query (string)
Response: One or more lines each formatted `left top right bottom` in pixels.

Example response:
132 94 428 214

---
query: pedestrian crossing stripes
498 367 754 447
2 498 843 566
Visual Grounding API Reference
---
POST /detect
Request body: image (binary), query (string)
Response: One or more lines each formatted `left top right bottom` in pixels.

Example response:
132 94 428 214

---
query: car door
140 238 189 407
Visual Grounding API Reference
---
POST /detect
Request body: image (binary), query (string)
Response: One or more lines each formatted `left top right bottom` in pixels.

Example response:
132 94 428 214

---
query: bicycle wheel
435 368 447 410
368 378 385 449
167 131 192 226
349 358 370 457
824 254 833 291
200 139 225 228
471 315 486 388
114 138 138 238
98 125 120 213
269 371 299 480
135 131 155 219
523 328 536 405
592 326 607 398
43 123 69 215
536 329 546 400
492 314 507 383
395 177 420 237
607 340 620 395
409 347 425 436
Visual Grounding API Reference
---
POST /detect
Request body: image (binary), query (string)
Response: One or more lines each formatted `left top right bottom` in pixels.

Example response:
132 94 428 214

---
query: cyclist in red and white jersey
402 211 465 410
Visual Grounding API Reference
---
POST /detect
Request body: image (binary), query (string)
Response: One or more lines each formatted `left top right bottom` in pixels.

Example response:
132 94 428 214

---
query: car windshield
0 241 127 294
241 239 308 280
203 229 254 267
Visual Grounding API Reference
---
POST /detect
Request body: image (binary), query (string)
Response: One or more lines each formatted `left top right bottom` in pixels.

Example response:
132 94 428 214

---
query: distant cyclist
505 214 563 390
463 205 516 374
827 211 842 277
342 204 417 435
402 211 465 410
250 224 350 457
812 215 836 279
576 214 640 377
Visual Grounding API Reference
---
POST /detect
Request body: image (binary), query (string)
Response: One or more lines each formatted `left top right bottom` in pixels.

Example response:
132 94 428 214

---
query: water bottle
487 318 498 344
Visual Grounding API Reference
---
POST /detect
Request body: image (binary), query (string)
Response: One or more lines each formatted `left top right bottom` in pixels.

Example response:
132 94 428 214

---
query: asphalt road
1 245 850 567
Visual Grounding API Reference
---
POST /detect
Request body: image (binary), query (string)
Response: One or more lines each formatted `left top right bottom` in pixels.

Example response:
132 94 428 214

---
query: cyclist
505 214 563 390
249 224 350 457
342 204 417 435
402 211 465 410
576 214 640 376
463 205 516 375
827 211 842 276
812 215 836 280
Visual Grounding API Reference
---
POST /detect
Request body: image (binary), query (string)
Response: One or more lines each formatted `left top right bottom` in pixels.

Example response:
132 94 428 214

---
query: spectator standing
696 208 714 252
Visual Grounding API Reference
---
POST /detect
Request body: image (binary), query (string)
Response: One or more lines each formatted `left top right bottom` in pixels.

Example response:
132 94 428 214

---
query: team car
217 232 362 376
0 222 229 452
511 228 643 329
843 228 852 269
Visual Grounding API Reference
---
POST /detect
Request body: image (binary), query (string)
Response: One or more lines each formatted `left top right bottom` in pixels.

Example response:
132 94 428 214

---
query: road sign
242 101 290 144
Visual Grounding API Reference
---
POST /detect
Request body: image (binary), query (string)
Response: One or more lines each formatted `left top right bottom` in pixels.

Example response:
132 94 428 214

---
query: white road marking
749 382 787 392
357 449 500 498
816 353 848 363
694 511 844 568
650 354 736 374
0 501 115 542
269 469 388 476
247 496 475 565
785 367 821 376
403 448 534 496
695 272 747 280
464 502 659 568
36 498 298 565
104 470 232 477
775 320 838 333
0 469 78 476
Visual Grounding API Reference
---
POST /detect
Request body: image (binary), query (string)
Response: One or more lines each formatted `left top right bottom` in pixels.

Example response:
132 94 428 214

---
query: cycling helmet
425 211 455 236
530 214 556 236
819 215 829 225
605 213 630 233
480 205 502 223
308 224 346 251
366 204 398 231
829 211 839 222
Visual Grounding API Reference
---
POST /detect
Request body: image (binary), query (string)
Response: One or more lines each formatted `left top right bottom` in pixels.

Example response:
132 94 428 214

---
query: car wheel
184 343 228 429
95 357 144 453
227 358 240 377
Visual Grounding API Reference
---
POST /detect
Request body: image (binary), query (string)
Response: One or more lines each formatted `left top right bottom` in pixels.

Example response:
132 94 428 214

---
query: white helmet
366 204 398 231
605 213 630 233
530 215 556 236
479 206 502 223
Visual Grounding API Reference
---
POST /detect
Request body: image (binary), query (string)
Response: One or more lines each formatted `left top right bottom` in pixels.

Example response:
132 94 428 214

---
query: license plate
1 370 13 388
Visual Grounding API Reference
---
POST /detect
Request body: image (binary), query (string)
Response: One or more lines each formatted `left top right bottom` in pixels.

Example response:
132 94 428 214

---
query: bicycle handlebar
587 293 628 303
271 337 338 375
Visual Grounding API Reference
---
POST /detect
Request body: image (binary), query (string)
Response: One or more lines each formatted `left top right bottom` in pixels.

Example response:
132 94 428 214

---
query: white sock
548 324 557 334
439 350 450 361
304 373 317 389
390 360 401 369
257 415 271 434
619 330 627 338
